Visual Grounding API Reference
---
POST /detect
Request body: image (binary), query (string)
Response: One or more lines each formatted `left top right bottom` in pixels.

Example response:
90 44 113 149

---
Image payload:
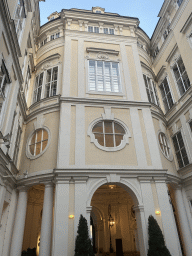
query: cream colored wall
69 106 76 165
36 46 64 64
125 46 141 101
19 111 59 174
152 117 177 175
85 106 138 166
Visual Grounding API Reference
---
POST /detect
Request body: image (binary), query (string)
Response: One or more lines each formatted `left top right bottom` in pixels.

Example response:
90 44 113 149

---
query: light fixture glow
69 215 74 219
155 211 161 215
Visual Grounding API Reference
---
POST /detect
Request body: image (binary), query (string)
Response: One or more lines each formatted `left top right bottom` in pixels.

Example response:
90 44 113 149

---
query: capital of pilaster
153 177 167 183
43 181 54 188
17 186 29 192
133 205 144 213
86 206 92 214
73 176 89 183
138 177 153 183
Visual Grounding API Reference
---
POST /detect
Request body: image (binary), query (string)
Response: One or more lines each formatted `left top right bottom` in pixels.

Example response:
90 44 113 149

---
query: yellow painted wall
70 40 78 97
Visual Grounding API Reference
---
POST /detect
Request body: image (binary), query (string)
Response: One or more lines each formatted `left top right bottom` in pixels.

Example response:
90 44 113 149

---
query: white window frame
87 117 131 152
33 66 58 104
143 74 159 106
88 26 99 33
172 130 190 169
157 130 173 161
26 127 51 160
14 0 26 42
159 77 174 113
87 59 122 94
172 57 191 97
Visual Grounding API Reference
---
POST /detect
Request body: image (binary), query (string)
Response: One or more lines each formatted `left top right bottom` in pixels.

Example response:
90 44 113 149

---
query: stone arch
86 177 143 208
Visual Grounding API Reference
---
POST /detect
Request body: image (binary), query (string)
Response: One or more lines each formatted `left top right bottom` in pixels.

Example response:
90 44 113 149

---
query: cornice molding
86 47 119 55
180 12 192 33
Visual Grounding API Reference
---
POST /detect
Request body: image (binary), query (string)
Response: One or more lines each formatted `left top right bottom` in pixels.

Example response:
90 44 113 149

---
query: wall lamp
155 210 161 215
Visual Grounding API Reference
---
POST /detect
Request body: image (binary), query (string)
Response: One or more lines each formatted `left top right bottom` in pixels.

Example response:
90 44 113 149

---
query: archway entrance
90 184 140 256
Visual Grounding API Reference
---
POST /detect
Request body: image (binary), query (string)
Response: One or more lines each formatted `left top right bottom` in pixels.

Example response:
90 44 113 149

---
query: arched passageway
90 183 141 256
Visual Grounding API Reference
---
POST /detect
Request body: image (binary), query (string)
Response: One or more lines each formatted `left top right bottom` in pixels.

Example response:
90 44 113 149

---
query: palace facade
1 0 192 255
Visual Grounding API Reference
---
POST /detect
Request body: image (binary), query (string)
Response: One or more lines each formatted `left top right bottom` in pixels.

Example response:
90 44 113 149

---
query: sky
39 0 164 38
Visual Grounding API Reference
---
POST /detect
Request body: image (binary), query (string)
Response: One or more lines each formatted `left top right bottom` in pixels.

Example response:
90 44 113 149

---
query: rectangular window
14 0 26 39
33 72 44 103
45 67 58 98
103 28 108 34
172 57 190 97
159 77 174 112
50 34 55 41
143 74 159 105
109 29 114 35
88 26 93 33
88 60 121 93
172 131 189 168
55 32 60 38
94 27 99 33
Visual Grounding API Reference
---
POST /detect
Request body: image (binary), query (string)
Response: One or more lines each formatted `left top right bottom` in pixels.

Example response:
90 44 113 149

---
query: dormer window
96 10 101 13
50 16 55 21
177 0 183 7
88 26 99 33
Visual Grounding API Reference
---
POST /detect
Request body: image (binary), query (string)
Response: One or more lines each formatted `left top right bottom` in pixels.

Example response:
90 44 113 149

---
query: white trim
157 129 173 161
87 117 131 152
26 126 51 160
78 39 85 97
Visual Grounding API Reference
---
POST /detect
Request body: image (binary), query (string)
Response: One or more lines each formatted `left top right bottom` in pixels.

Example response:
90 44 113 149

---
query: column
2 189 18 256
0 182 6 218
174 187 192 256
39 183 54 256
120 42 134 101
74 177 88 237
10 187 28 256
155 180 182 256
133 205 147 256
52 178 70 256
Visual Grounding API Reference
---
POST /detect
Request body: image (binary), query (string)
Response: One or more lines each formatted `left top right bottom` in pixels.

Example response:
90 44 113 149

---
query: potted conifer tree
74 214 94 256
148 215 171 256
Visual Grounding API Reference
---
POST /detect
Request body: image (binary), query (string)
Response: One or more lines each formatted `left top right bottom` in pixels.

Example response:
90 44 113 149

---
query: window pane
183 156 189 166
42 140 48 151
177 78 185 95
35 142 41 155
182 72 190 90
105 76 112 92
95 134 104 146
115 135 123 146
39 73 44 86
52 67 58 81
93 122 103 133
36 130 42 142
46 69 52 83
111 63 118 76
172 136 179 151
94 27 99 33
105 134 114 147
45 84 50 98
89 61 95 74
167 93 174 108
173 64 180 81
97 62 103 75
113 77 119 92
43 130 48 140
89 76 96 91
31 133 36 145
30 144 35 155
177 58 185 74
114 123 125 134
97 76 104 91
51 81 57 96
104 121 113 133
104 62 110 76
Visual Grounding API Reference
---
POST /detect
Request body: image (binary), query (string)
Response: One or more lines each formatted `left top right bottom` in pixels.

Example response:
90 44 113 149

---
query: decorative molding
140 61 156 79
156 65 166 82
180 12 192 33
166 44 178 63
36 53 61 70
102 107 114 120
86 47 119 56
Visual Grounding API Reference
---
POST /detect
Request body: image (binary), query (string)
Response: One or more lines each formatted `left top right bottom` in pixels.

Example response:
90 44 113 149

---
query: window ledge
177 86 192 104
177 163 192 176
87 91 124 96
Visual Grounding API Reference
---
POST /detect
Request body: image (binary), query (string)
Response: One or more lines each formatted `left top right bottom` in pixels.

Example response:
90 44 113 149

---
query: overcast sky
39 0 164 38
